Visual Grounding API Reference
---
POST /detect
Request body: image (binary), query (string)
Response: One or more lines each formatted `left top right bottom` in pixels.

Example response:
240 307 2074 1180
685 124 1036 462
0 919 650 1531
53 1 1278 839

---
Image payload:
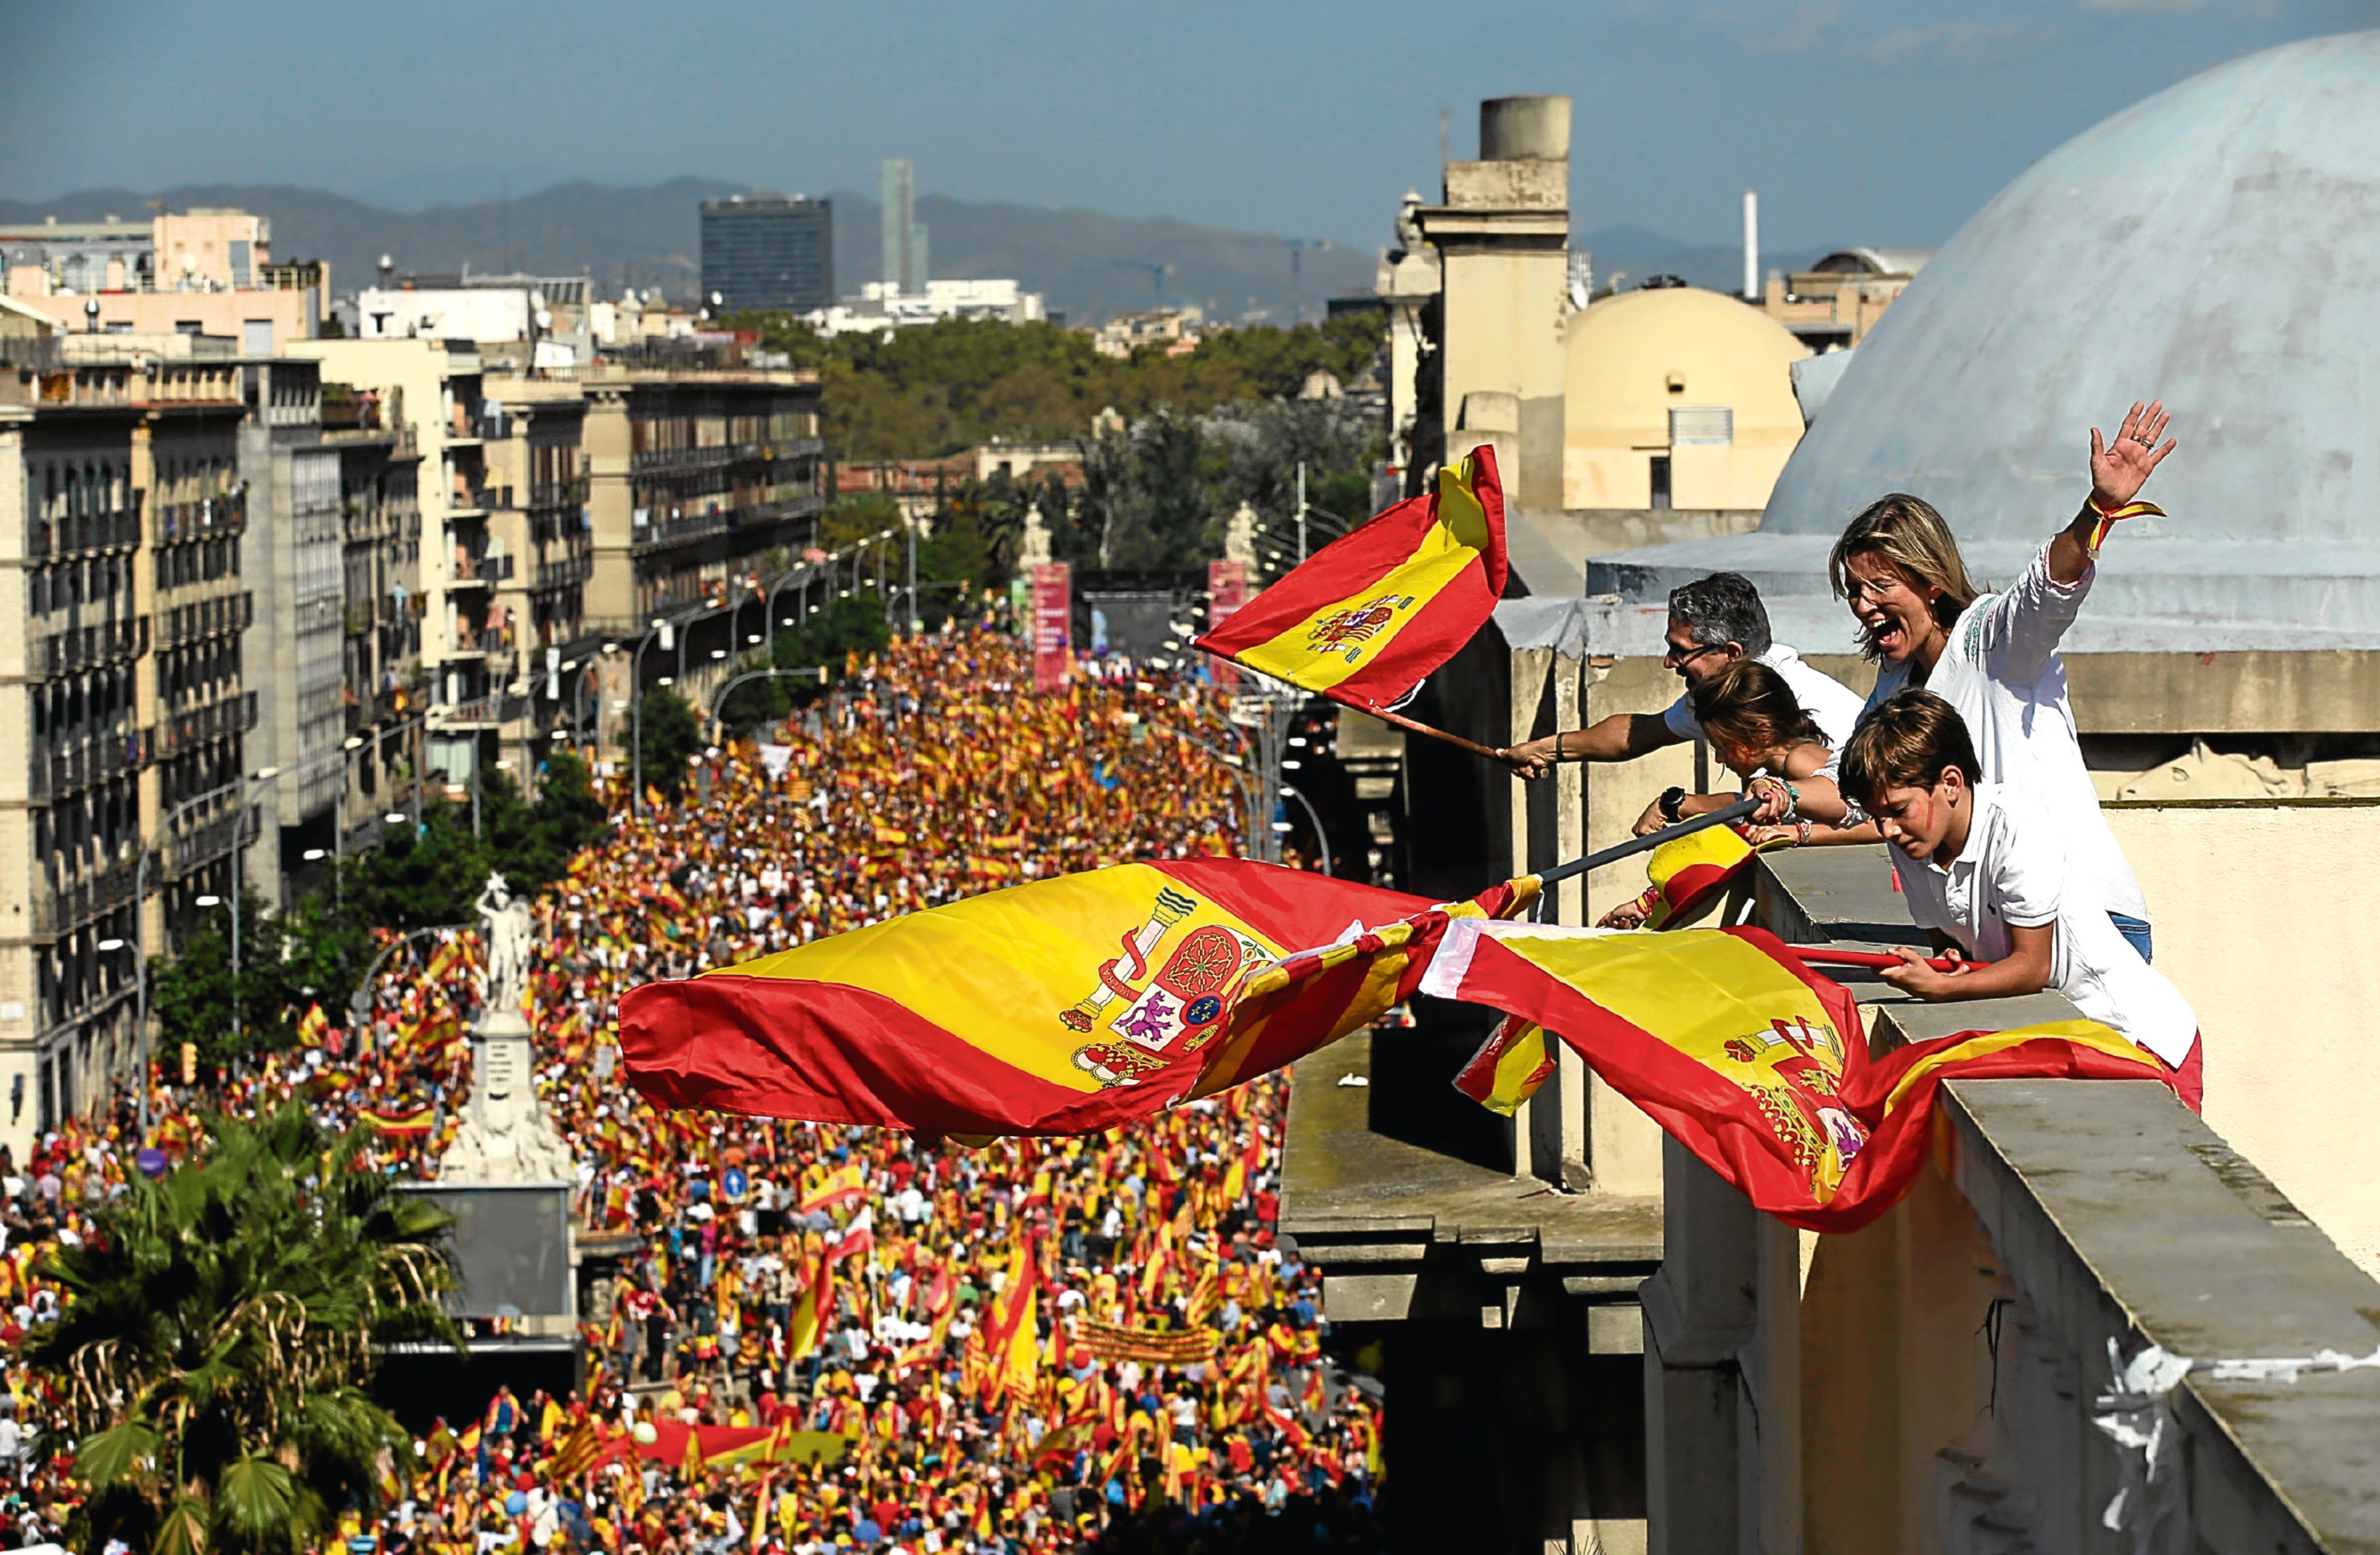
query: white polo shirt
1663 643 1868 753
1833 542 2148 923
1896 782 2197 1066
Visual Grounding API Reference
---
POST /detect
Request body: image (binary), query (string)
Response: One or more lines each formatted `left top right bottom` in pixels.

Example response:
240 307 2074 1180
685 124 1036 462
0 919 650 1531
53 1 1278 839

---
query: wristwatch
1658 786 1686 824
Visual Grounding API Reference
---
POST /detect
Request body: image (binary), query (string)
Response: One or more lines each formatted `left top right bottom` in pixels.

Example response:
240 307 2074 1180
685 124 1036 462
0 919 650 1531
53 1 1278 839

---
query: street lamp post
131 777 249 1134
226 766 283 1058
631 616 670 817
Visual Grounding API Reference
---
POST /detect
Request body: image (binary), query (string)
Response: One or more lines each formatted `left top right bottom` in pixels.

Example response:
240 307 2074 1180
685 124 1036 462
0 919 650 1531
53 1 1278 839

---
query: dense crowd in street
0 628 1388 1553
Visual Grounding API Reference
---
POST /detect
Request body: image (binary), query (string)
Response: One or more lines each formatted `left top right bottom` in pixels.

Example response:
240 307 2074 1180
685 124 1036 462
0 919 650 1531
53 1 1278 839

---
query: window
1668 406 1734 447
1649 455 1672 510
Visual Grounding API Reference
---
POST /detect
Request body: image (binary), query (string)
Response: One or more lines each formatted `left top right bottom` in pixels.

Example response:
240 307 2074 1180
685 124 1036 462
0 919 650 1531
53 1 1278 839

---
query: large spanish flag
620 858 1465 1135
1422 919 2165 1231
1192 446 1507 712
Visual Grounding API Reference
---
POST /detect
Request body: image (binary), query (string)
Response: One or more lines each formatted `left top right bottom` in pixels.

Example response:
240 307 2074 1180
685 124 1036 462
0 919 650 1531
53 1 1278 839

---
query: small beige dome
1564 285 1810 511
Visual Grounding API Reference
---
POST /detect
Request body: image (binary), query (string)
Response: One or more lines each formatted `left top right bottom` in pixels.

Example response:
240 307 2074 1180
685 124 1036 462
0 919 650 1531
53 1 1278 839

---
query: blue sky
4 0 2371 248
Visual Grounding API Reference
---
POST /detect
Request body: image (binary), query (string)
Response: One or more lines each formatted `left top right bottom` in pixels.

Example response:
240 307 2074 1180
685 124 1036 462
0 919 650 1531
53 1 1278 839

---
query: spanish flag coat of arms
620 858 1488 1136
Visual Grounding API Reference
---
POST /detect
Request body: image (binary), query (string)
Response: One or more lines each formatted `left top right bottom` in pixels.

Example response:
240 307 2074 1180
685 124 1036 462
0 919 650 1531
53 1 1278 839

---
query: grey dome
1590 30 2380 655
1765 30 2380 547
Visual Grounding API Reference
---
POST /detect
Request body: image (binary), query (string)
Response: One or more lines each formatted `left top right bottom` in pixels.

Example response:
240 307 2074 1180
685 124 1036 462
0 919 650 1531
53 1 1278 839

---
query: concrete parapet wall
1684 850 2380 1553
2103 800 2380 1278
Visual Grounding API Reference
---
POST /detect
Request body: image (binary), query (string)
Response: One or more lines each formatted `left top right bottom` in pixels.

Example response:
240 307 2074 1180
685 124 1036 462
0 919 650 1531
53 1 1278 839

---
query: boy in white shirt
1838 688 2202 1110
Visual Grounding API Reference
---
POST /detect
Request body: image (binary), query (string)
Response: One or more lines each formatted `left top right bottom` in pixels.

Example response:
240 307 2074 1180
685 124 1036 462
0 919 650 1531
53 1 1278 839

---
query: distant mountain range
0 179 1834 324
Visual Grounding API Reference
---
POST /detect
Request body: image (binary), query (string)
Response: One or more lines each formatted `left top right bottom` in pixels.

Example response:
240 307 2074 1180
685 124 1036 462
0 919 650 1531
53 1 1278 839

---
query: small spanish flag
1194 445 1507 713
359 1105 434 1135
1452 1014 1556 1116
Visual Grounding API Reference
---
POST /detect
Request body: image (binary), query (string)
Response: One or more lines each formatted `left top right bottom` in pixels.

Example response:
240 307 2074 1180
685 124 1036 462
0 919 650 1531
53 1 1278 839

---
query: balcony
533 551 594 592
32 858 140 939
161 691 258 754
630 507 733 554
155 495 244 545
448 550 515 587
160 808 242 881
39 615 149 679
156 591 252 652
529 479 590 510
437 697 509 728
28 727 152 803
447 483 505 515
34 499 143 559
630 443 762 475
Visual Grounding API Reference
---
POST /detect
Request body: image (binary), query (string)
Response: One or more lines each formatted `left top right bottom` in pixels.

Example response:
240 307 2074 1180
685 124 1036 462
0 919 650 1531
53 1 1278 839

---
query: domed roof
1763 30 2380 547
1565 285 1808 443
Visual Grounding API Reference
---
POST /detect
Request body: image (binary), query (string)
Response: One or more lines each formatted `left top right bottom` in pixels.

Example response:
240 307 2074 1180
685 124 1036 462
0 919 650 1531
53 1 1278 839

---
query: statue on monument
438 873 573 1183
1226 501 1260 567
1019 501 1053 570
474 872 534 1020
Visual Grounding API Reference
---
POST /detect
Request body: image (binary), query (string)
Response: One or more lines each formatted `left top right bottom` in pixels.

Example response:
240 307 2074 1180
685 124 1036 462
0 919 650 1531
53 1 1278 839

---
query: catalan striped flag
620 858 1449 1136
1420 919 2163 1231
1192 446 1507 714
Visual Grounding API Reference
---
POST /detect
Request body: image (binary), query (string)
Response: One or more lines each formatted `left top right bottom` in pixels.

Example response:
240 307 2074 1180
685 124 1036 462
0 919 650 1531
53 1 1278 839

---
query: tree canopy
727 311 1385 463
29 1104 459 1555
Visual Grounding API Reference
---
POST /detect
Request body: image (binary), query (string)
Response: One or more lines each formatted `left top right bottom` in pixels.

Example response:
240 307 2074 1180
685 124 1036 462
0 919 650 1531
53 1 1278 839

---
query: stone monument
439 873 573 1182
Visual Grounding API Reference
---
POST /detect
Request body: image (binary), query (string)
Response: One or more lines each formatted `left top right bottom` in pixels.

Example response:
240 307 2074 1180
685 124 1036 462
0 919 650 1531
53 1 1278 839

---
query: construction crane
1112 259 1169 305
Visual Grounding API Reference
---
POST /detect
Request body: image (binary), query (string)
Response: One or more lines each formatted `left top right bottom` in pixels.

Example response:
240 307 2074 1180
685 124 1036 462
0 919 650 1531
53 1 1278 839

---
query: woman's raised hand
2089 400 2176 509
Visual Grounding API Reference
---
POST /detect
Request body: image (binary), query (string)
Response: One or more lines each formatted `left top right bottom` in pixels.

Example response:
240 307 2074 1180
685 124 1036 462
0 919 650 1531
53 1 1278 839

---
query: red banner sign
1205 559 1249 690
1031 562 1073 692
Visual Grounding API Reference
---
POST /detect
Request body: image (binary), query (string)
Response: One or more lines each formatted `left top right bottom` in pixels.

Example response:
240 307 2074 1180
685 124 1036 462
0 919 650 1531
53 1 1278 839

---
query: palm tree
27 1103 462 1555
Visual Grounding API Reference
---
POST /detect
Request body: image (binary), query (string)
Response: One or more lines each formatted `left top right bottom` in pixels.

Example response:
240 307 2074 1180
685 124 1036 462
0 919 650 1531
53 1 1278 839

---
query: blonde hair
1828 494 1981 658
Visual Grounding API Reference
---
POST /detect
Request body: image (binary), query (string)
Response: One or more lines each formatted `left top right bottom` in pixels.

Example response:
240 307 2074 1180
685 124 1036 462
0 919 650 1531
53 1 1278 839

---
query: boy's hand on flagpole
1879 944 1969 999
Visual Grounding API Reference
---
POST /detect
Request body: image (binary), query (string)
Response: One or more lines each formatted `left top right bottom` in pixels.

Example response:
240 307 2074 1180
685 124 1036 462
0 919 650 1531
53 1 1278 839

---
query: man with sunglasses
1504 572 1865 795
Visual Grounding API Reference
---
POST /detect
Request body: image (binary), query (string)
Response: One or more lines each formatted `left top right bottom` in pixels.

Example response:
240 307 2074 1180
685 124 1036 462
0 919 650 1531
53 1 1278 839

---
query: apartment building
237 359 344 888
321 382 424 851
0 329 270 1153
4 208 325 352
285 337 497 789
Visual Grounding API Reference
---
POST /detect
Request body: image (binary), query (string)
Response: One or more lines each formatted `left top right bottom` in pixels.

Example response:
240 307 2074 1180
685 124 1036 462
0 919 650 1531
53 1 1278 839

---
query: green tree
720 309 1387 463
29 1104 459 1555
148 893 290 1077
635 689 704 801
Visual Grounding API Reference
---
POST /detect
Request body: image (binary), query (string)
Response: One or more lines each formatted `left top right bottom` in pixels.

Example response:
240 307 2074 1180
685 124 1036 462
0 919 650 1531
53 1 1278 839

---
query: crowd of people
0 627 1390 1554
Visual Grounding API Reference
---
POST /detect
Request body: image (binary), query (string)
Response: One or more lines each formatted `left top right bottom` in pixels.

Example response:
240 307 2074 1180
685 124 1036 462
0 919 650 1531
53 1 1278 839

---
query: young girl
1602 660 1833 928
1625 658 1833 843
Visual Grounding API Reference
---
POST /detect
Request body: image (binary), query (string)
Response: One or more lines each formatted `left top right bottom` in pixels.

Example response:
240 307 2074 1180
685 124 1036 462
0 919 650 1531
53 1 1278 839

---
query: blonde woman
1817 400 2176 961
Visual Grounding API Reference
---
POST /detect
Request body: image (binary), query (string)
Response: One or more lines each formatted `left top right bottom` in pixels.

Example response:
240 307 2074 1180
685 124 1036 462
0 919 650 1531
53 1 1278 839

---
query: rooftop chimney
1743 190 1760 301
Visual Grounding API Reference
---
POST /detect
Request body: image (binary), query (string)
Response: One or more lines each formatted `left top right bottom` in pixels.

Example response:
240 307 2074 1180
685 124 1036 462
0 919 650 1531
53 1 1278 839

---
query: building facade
238 359 344 889
700 197 835 315
879 161 927 295
0 335 263 1157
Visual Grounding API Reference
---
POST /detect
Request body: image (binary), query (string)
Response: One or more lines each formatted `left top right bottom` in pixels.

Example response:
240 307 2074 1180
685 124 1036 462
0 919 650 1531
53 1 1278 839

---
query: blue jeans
2109 912 2153 963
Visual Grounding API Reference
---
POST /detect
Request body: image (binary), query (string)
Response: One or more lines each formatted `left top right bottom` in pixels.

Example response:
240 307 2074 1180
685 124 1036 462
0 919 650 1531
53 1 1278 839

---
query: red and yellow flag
1192 445 1507 714
620 858 1448 1135
1452 1014 1555 1117
797 1163 866 1215
1421 919 2163 1231
358 1105 434 1136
